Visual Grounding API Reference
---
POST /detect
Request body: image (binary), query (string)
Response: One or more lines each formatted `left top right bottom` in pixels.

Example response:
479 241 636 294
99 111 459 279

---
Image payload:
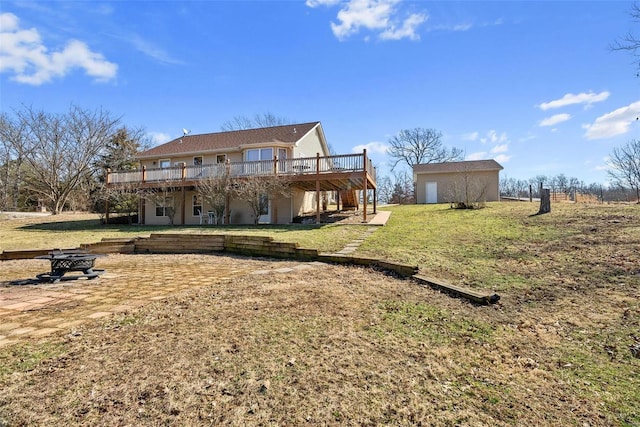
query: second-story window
246 148 273 161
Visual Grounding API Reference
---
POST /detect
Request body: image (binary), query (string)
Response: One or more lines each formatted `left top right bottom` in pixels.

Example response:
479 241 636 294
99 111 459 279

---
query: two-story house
106 122 377 225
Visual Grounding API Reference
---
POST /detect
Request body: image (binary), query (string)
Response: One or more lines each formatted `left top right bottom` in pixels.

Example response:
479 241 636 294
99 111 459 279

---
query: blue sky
1 0 639 185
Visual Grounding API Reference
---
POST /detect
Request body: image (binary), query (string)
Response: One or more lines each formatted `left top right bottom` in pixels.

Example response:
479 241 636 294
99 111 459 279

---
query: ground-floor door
426 182 438 204
258 194 270 224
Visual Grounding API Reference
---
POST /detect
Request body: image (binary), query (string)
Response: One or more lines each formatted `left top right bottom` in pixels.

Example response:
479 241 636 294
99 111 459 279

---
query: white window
193 194 203 217
246 148 273 161
155 197 173 216
193 156 203 166
159 159 171 168
216 154 227 164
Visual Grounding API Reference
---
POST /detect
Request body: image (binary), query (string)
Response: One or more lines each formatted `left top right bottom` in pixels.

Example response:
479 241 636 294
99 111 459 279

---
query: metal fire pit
35 250 105 283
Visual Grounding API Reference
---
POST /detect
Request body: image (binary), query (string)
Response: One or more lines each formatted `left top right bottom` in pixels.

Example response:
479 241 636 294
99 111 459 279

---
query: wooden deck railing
107 152 376 185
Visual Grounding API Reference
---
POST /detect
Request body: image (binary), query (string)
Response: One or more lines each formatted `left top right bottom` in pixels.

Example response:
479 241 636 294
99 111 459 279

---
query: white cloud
309 0 427 41
494 154 511 163
466 148 510 163
306 0 341 6
515 134 536 144
490 144 508 153
352 141 388 155
539 113 571 127
379 12 427 41
0 12 117 85
461 131 479 141
126 33 185 65
0 11 19 30
428 17 502 33
538 91 610 111
465 151 487 161
148 131 172 146
583 101 640 140
479 130 507 144
429 22 472 32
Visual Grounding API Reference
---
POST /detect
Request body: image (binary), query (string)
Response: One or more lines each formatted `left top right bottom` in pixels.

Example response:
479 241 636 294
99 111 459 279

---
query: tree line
2 105 638 215
0 105 146 215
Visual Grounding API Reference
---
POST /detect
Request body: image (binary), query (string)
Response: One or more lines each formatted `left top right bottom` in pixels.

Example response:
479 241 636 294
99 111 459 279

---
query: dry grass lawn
0 202 639 426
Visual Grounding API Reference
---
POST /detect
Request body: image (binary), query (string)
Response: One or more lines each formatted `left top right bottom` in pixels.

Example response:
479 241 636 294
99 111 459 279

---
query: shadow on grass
18 218 324 234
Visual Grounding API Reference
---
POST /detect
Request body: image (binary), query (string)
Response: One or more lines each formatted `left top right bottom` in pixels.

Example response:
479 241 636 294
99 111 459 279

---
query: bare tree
388 170 415 204
376 175 394 204
0 112 30 210
608 139 640 202
612 3 640 76
233 175 291 224
195 164 233 224
500 176 530 199
93 181 140 224
388 128 463 171
139 184 180 225
446 164 489 209
221 113 293 131
3 105 120 214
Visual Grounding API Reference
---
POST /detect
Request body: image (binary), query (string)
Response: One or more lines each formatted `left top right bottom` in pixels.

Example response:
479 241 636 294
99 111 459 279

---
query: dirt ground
293 208 376 224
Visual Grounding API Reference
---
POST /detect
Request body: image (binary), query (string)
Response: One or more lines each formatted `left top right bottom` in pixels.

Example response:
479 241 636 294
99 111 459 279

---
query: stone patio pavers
0 254 323 348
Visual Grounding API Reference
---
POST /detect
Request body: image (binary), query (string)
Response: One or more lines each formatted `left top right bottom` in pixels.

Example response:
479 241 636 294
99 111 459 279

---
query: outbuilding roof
413 159 503 174
138 121 321 159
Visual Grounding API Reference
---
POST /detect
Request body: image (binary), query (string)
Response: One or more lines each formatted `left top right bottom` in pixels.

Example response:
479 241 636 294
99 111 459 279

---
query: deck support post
316 153 321 224
363 149 368 223
140 195 146 225
373 187 377 214
181 187 186 225
225 160 231 225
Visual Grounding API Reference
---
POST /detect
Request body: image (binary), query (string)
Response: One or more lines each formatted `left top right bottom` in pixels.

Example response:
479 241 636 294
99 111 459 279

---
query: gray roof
138 122 321 159
413 159 504 174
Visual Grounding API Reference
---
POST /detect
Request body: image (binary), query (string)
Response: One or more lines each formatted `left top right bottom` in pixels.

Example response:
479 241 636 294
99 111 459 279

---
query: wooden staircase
339 190 359 210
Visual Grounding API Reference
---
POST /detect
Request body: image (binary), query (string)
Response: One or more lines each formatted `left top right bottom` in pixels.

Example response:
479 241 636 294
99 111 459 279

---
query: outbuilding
413 159 503 204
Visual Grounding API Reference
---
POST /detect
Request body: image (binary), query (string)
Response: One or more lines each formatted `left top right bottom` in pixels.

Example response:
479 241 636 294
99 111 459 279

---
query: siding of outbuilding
413 160 503 204
414 170 501 204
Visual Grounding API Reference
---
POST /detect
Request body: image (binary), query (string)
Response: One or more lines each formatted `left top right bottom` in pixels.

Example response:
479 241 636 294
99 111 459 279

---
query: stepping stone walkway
331 227 378 255
323 209 390 256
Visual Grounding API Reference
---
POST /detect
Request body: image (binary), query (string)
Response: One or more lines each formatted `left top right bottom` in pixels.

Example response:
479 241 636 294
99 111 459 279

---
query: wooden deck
107 152 376 192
